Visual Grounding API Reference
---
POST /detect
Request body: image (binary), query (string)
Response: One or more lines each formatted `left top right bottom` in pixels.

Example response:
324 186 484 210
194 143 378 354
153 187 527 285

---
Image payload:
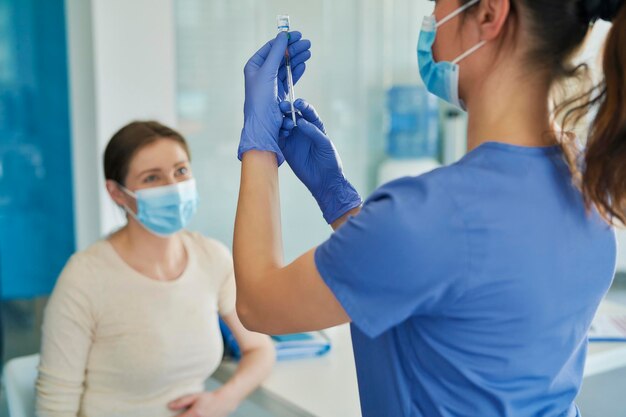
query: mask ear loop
452 40 487 64
436 0 481 28
116 182 139 218
435 0 487 65
117 182 137 199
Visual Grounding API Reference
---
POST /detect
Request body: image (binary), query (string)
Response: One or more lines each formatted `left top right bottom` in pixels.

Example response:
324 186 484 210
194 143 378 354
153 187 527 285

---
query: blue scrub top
315 142 616 417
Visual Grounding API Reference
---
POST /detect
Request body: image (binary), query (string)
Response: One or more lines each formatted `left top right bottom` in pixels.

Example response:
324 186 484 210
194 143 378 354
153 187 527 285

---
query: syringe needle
286 58 297 126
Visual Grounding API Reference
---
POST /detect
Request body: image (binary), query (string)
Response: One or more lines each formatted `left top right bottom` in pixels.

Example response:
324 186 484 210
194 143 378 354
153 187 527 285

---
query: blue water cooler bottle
378 86 441 186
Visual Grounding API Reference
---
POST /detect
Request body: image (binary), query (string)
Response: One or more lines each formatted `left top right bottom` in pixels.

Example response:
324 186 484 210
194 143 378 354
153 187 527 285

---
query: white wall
66 0 178 248
66 0 99 251
174 0 434 261
66 0 432 255
66 1 624 270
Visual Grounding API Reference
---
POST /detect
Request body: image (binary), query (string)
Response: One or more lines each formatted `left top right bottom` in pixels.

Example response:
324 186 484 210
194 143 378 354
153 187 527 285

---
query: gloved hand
278 99 362 224
238 31 312 166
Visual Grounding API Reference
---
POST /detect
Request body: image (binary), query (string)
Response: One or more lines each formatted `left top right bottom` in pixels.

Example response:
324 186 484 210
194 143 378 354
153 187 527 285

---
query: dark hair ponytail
460 0 626 224
581 3 626 224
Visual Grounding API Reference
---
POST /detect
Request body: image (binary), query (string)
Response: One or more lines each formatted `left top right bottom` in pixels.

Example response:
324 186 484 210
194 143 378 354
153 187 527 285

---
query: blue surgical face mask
120 178 199 237
418 0 487 110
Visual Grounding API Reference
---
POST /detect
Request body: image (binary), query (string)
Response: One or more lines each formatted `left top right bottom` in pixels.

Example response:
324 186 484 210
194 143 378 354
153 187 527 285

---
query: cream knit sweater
36 231 236 417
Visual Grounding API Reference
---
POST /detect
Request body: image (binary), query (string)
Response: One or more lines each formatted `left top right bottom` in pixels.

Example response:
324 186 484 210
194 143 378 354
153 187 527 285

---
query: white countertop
221 300 626 417
220 324 361 417
585 301 626 377
260 325 360 417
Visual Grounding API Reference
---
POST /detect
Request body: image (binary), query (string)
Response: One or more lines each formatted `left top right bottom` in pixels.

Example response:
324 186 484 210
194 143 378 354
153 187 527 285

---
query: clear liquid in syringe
277 14 297 126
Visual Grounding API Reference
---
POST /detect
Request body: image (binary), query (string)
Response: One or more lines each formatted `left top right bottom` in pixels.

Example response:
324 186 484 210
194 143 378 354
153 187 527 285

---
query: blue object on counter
386 85 440 159
219 318 331 361
272 332 331 361
219 317 242 359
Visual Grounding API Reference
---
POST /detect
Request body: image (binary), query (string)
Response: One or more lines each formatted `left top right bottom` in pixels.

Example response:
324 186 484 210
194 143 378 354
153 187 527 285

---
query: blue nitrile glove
238 31 312 165
278 99 362 224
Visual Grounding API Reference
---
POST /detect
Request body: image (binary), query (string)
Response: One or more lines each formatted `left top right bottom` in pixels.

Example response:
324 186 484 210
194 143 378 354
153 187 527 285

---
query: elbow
236 297 264 333
234 268 284 334
236 296 280 335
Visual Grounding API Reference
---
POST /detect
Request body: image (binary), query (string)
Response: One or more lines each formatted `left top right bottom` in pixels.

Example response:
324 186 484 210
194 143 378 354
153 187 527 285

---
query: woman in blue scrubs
233 1 626 416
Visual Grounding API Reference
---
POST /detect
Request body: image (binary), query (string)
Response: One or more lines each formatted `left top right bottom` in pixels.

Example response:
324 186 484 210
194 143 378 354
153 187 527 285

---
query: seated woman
36 121 275 417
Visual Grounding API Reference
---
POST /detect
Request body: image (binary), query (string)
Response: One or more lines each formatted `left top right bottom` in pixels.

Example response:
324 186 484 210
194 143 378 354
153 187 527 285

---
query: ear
476 0 511 41
106 180 129 208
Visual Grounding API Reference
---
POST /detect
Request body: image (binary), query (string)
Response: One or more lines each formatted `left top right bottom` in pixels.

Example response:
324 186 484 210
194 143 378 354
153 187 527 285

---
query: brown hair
578 5 626 225
103 121 191 186
461 0 626 225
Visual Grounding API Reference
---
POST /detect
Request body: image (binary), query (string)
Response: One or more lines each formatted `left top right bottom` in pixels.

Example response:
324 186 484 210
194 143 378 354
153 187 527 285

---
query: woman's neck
110 220 187 281
464 63 558 152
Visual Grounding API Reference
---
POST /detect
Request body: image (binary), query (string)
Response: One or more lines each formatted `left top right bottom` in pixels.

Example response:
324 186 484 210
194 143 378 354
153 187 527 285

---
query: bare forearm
233 151 283 313
217 343 275 405
233 151 351 334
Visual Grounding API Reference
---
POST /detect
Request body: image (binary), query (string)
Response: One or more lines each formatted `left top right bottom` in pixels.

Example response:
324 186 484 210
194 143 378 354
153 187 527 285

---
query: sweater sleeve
36 254 99 417
218 261 236 316
212 240 237 316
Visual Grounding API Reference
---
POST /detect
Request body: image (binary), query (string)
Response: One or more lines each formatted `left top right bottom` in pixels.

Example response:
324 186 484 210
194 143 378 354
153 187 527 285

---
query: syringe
277 14 297 126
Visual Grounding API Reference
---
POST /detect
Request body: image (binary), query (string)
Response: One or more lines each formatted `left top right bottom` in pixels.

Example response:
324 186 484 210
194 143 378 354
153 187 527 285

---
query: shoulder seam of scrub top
315 171 472 335
452 161 498 303
314 247 374 333
428 171 473 316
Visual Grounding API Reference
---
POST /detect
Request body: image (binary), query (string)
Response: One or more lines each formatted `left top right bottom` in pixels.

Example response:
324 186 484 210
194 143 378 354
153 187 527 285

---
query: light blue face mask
418 0 487 110
120 178 199 237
